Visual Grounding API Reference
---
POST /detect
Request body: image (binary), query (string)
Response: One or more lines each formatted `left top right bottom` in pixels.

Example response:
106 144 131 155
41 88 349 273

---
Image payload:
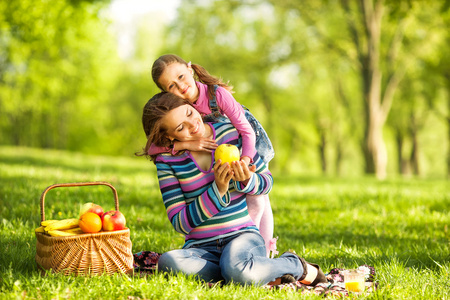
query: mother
139 92 326 286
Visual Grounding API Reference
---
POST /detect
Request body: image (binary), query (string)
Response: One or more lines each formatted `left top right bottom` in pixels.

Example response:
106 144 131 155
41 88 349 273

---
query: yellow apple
79 202 104 218
214 144 240 165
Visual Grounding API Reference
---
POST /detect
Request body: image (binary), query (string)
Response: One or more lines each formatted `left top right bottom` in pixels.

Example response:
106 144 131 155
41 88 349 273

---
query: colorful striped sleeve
233 152 273 195
156 157 231 235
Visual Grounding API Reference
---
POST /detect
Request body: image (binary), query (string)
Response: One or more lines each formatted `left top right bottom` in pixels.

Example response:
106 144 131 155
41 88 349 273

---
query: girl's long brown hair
151 54 233 99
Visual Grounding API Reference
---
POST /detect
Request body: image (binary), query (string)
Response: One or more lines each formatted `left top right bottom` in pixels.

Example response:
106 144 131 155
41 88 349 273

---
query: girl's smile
158 62 199 103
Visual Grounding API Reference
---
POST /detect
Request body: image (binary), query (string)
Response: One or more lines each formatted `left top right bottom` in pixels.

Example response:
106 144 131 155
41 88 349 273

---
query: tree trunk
409 113 420 176
279 127 299 174
319 128 327 174
447 85 450 179
410 130 419 175
335 140 343 176
364 110 388 179
395 130 408 175
440 72 450 179
359 0 388 179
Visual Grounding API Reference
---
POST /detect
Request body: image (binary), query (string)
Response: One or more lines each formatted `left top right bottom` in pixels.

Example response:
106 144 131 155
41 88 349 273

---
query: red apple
101 210 126 231
80 202 104 218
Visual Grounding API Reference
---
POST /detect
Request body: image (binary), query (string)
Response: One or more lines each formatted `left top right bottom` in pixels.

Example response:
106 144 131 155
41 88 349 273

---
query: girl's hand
231 161 256 184
214 160 234 196
240 156 251 166
175 138 218 152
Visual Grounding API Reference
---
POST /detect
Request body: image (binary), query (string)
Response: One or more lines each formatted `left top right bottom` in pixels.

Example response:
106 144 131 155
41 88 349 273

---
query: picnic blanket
132 251 377 296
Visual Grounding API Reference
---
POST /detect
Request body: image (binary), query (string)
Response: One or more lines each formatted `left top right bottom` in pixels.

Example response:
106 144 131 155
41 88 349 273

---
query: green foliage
0 0 448 178
158 0 448 177
0 0 164 159
0 0 117 150
0 146 449 299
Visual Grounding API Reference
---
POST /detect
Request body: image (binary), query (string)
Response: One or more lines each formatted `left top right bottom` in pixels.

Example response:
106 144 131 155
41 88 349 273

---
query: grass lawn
0 146 449 299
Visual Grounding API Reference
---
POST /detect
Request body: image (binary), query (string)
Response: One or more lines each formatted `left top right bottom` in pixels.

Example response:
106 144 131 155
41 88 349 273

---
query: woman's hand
214 160 234 196
175 138 218 153
231 161 256 184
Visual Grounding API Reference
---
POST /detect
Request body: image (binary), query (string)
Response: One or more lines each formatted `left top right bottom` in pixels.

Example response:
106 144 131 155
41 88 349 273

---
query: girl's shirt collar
193 81 207 104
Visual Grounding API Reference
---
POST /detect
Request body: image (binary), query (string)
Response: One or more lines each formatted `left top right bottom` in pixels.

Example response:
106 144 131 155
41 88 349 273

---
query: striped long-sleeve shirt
156 122 273 248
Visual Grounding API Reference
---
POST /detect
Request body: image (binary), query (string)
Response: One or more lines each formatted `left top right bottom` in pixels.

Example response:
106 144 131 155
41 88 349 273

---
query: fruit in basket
62 227 84 234
47 230 79 237
214 144 240 165
41 220 59 227
35 226 45 233
79 212 102 233
101 211 126 231
44 218 79 231
80 202 104 217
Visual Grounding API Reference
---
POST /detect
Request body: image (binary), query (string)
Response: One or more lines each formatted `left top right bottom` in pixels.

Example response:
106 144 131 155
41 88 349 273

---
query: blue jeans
157 231 304 286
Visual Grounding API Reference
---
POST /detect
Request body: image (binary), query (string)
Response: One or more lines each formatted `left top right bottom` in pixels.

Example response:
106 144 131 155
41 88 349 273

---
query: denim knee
221 251 267 285
157 251 178 273
220 233 267 285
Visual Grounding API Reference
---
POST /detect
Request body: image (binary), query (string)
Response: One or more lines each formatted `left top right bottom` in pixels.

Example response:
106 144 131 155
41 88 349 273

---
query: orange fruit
79 212 102 233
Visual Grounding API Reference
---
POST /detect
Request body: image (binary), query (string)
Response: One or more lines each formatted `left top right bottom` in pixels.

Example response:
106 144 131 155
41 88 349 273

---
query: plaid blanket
132 251 377 296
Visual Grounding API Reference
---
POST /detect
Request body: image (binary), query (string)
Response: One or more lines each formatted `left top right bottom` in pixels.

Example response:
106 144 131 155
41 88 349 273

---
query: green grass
0 146 449 299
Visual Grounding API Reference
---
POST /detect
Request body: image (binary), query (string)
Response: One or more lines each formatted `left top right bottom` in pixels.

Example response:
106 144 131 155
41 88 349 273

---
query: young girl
149 54 275 256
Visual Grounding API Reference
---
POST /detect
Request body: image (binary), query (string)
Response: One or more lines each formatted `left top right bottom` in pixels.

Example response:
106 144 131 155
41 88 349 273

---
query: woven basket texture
35 182 133 276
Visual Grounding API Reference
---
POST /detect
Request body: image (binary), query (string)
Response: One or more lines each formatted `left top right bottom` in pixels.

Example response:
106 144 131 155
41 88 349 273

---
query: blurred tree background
1 0 448 179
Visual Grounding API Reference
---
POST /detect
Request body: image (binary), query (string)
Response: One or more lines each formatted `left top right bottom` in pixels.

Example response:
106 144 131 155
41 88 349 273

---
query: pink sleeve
215 88 256 160
148 143 177 156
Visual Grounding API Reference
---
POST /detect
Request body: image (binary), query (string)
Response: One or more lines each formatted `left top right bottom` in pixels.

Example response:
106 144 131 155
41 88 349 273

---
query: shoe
283 250 327 286
267 274 296 286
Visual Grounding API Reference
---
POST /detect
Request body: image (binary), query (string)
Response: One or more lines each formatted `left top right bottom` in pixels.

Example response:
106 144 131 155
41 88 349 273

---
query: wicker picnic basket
35 182 133 276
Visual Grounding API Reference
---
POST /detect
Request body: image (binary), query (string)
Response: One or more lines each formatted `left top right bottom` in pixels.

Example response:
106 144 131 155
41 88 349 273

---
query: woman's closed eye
175 108 193 132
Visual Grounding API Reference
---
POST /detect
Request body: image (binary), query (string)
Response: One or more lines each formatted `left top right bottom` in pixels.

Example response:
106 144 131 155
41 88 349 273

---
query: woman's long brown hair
136 92 192 162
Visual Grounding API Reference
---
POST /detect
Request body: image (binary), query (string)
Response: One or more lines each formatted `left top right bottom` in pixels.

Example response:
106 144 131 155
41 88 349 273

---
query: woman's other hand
214 160 233 196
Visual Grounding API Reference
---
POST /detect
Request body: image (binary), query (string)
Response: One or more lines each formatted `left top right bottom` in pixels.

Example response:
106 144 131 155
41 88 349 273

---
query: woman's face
162 104 205 142
158 62 199 103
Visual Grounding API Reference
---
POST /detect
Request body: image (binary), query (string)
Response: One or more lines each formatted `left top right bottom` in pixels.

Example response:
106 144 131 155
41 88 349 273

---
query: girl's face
162 104 205 142
158 62 199 103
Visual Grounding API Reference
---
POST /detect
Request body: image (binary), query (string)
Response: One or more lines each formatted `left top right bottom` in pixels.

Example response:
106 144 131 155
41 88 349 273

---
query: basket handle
39 182 119 222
